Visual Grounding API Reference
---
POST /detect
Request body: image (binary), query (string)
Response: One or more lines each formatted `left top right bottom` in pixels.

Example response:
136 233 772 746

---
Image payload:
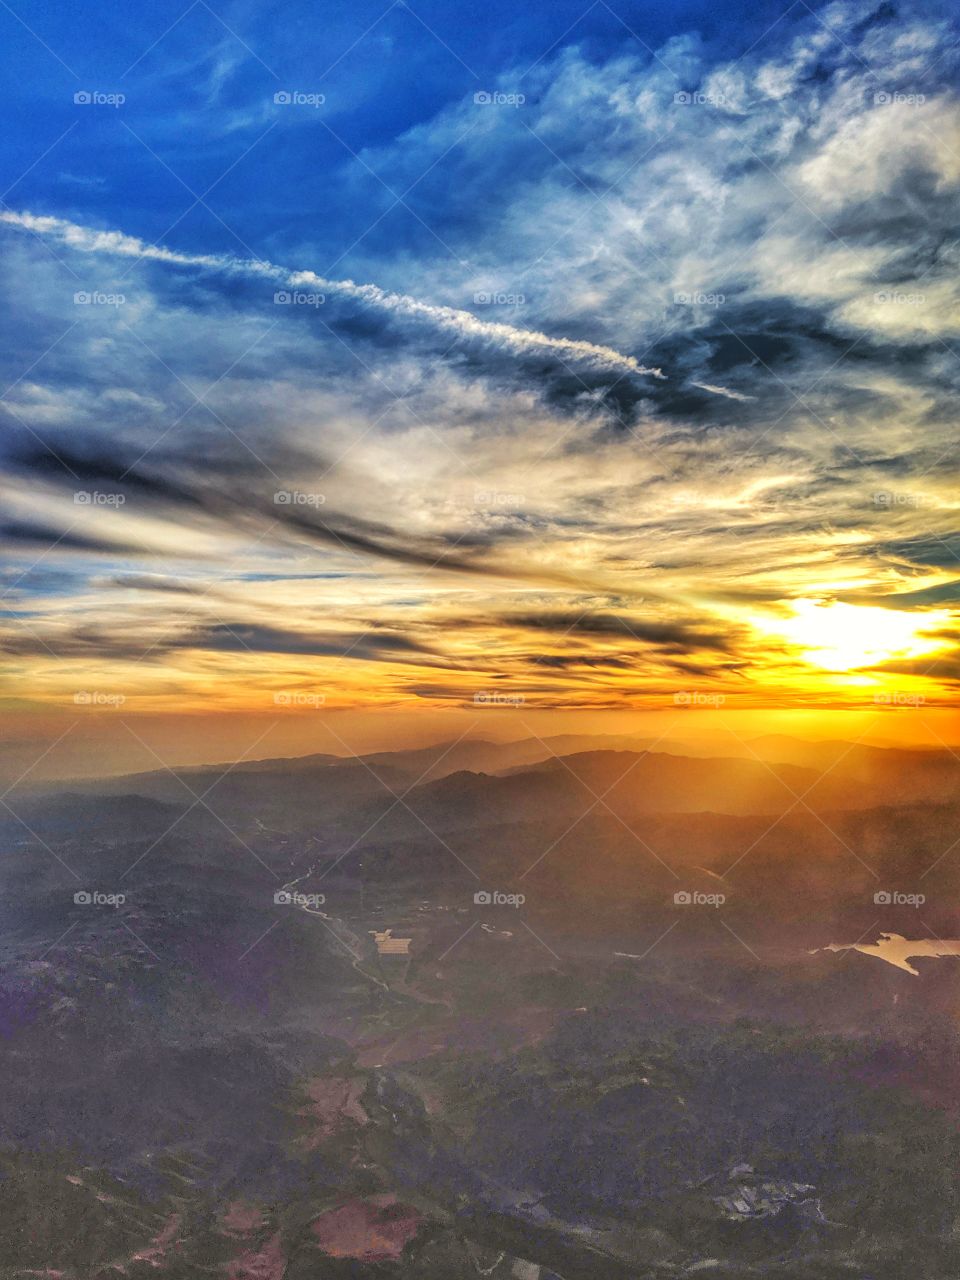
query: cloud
0 617 436 665
689 381 755 402
0 519 141 555
5 437 589 585
182 622 433 661
101 574 212 595
505 611 737 653
0 209 664 384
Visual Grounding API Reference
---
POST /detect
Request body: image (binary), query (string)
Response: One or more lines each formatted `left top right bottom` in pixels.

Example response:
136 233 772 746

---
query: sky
1 0 959 776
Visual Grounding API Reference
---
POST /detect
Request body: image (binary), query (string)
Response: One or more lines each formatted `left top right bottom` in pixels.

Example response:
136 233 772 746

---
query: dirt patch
299 1076 368 1146
221 1201 269 1238
226 1231 286 1280
311 1193 423 1261
130 1211 182 1266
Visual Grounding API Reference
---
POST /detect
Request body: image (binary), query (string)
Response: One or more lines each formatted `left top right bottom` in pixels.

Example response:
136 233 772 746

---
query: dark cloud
190 622 431 660
869 654 960 686
103 575 209 595
0 618 434 665
842 579 960 610
531 653 635 670
5 438 602 587
0 520 141 555
876 533 960 572
506 611 736 653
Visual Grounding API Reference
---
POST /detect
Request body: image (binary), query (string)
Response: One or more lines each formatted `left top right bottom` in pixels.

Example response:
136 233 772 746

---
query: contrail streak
1 209 664 382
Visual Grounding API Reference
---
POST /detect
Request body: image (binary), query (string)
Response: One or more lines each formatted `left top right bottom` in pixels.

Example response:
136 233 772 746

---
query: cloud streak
0 209 664 383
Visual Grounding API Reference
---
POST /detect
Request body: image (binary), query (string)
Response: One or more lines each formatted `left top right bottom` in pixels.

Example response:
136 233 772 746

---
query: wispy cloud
0 209 664 382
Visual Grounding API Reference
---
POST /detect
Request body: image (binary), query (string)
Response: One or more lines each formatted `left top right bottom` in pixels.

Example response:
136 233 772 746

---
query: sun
774 600 949 673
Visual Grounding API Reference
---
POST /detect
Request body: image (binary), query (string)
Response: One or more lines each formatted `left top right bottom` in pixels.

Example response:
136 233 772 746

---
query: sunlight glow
774 600 950 673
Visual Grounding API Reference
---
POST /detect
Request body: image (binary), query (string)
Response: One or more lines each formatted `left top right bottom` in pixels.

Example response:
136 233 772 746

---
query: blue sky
1 0 960 772
4 0 836 265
